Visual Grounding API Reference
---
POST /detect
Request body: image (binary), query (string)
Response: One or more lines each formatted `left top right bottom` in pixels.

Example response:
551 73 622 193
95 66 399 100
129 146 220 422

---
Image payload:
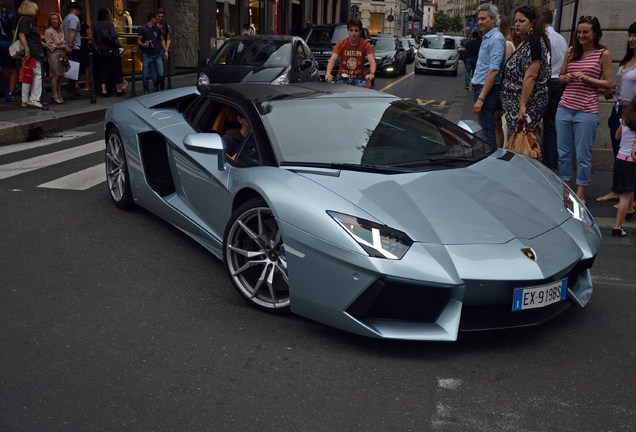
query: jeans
142 53 164 93
464 58 476 89
556 106 599 187
474 85 500 148
541 79 564 170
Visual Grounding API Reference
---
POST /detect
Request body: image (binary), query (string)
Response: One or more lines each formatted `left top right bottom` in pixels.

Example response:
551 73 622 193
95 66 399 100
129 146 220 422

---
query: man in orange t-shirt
325 18 376 82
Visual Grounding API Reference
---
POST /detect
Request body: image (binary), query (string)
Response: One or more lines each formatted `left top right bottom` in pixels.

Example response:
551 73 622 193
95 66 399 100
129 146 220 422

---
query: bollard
89 52 96 104
130 48 137 97
167 50 172 89
41 59 49 111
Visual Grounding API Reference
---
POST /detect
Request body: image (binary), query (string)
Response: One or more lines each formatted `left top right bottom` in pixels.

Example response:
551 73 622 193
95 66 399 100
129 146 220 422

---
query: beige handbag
505 123 542 160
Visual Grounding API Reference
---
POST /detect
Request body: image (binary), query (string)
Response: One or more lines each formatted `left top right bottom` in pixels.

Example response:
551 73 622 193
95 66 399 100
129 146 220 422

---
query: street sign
387 15 394 22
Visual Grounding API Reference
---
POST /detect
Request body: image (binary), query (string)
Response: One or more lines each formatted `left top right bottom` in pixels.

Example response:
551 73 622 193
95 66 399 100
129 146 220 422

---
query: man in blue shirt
471 3 505 148
63 2 82 99
0 6 18 101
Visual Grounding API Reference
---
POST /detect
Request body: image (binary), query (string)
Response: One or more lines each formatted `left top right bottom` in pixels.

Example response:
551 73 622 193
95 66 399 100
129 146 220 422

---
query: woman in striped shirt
556 16 614 202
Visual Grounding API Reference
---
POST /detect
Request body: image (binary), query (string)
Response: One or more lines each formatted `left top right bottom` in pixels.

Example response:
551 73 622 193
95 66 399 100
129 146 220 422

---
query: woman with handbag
500 5 550 148
44 12 66 104
556 16 614 202
93 8 124 97
16 0 44 108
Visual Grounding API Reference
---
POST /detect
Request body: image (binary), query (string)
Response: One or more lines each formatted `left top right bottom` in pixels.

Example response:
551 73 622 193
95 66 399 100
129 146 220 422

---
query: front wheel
223 198 290 313
105 126 134 209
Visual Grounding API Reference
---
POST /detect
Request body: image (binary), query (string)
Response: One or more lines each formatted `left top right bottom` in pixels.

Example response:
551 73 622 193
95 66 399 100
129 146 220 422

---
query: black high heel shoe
612 227 627 237
626 211 635 221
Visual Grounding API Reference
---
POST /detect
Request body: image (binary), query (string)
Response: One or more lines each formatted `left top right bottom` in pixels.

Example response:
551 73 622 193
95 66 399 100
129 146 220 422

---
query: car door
295 40 319 82
166 97 236 243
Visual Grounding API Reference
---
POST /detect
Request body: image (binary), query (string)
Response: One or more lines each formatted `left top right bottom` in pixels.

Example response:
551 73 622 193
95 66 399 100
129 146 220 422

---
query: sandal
612 227 627 237
52 97 64 105
596 192 619 202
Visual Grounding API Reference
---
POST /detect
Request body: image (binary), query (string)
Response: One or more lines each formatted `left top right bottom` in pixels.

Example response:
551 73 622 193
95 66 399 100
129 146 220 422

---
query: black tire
223 198 290 314
105 126 134 209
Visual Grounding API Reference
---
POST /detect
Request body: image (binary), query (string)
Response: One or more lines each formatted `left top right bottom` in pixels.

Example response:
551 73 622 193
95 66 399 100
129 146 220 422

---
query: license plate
431 61 441 65
512 279 568 311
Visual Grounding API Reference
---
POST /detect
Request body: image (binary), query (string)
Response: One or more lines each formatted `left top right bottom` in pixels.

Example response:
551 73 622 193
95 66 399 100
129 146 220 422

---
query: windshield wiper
386 156 475 168
280 161 409 174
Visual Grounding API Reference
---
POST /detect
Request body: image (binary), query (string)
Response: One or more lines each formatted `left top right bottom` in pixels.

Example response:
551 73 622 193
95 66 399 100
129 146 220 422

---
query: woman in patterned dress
500 5 550 140
556 16 614 202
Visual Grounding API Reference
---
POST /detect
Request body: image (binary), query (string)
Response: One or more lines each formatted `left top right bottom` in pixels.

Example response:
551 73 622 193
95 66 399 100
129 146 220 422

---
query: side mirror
184 133 226 170
457 120 481 134
199 58 210 68
300 59 313 70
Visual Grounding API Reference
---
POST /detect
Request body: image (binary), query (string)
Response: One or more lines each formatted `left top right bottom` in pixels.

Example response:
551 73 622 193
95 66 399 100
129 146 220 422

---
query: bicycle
330 73 373 88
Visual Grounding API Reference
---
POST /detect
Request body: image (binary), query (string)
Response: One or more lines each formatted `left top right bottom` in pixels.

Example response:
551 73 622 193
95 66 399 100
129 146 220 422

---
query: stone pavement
0 70 631 232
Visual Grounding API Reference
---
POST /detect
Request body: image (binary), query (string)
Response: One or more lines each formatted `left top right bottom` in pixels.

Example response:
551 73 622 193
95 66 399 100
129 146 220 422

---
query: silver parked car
415 34 461 76
105 83 601 341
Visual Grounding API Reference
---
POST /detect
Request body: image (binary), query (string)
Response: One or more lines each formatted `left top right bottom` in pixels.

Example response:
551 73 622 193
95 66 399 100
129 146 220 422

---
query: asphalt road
1 65 635 432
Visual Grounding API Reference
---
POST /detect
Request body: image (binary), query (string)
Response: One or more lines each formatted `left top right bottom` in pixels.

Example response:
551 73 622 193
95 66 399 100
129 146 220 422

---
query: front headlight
563 185 594 226
197 73 210 86
271 73 290 85
328 211 413 259
449 54 457 60
417 52 426 60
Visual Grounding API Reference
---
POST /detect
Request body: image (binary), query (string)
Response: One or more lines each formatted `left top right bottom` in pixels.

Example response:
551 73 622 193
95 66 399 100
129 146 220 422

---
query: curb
1 106 108 145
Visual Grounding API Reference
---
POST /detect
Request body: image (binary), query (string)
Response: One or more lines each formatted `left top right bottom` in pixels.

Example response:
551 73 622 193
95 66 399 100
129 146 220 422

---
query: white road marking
0 140 103 180
38 163 105 190
0 132 95 156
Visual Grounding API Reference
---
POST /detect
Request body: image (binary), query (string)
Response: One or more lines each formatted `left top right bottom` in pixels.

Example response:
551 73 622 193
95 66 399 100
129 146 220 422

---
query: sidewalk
0 69 631 232
0 72 199 145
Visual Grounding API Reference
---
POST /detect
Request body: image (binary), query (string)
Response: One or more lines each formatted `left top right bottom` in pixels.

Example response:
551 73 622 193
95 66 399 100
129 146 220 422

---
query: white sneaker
27 100 43 108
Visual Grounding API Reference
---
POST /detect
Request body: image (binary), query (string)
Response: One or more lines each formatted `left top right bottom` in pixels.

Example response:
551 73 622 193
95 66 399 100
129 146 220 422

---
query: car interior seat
212 106 238 133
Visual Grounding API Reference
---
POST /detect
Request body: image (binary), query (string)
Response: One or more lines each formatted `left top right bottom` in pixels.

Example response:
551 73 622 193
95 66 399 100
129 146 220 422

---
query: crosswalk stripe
0 132 95 156
38 163 105 190
0 140 103 180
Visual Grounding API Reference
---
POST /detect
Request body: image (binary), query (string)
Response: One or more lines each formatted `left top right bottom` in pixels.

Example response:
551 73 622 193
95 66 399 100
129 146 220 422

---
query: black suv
305 24 371 79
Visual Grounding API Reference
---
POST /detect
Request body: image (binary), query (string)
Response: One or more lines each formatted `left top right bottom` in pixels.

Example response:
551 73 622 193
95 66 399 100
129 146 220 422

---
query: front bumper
415 57 458 73
282 216 600 341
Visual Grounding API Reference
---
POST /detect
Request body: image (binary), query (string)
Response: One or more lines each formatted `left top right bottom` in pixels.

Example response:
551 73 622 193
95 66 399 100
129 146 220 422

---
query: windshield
260 98 494 171
372 39 396 51
422 37 456 50
212 40 291 67
306 26 349 44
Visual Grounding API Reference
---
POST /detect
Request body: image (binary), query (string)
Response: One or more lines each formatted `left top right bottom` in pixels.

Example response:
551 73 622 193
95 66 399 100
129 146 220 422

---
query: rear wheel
105 126 134 209
224 198 290 313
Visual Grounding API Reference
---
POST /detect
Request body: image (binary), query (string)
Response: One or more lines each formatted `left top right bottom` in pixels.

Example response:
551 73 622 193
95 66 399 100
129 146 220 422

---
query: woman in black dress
500 5 550 138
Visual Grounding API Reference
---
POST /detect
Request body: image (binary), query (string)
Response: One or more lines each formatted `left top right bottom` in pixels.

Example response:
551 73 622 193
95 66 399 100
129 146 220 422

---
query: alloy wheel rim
106 133 125 201
226 206 290 309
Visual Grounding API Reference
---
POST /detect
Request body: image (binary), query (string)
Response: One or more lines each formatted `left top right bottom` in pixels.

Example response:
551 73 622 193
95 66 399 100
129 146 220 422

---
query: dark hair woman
596 21 636 203
556 16 614 202
93 8 125 96
500 5 551 140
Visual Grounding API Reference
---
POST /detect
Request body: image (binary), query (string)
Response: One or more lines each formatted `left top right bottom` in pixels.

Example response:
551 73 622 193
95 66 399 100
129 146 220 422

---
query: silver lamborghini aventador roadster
104 83 601 341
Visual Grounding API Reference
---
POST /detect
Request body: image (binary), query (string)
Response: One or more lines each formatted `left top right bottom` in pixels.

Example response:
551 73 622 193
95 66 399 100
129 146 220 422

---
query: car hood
296 155 570 245
205 65 287 84
418 48 455 60
375 49 397 58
